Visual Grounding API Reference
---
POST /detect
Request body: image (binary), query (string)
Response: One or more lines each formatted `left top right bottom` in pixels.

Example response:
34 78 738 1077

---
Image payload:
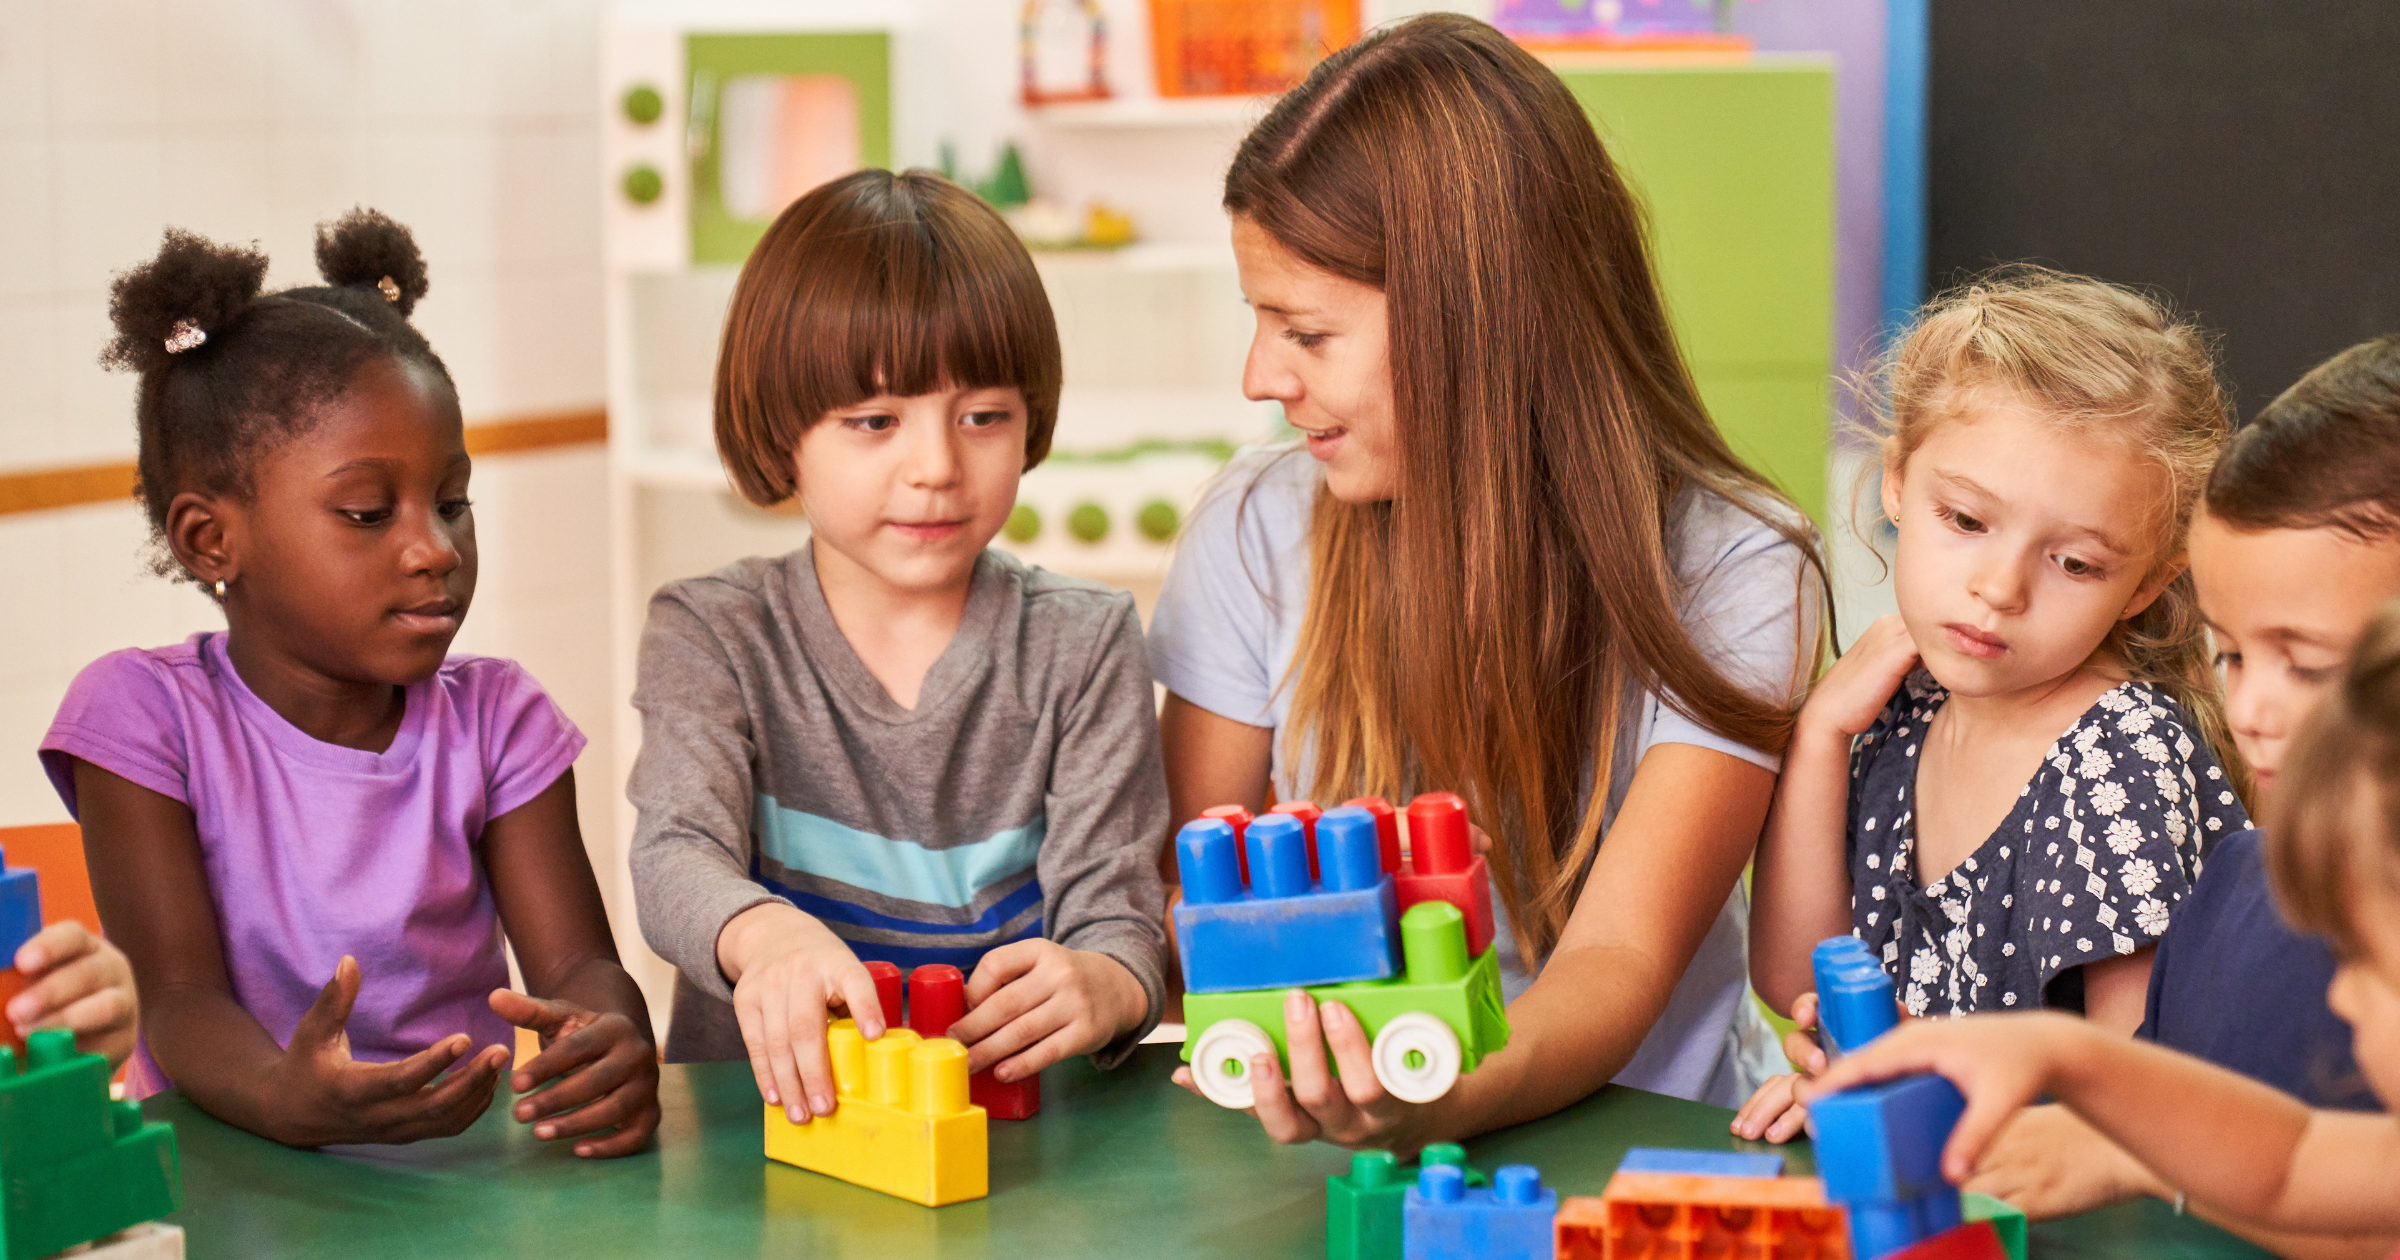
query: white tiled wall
0 2 625 933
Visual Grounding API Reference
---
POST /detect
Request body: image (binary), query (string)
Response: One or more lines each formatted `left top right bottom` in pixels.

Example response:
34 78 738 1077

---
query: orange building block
0 967 25 1058
1558 1172 1851 1260
762 1021 988 1206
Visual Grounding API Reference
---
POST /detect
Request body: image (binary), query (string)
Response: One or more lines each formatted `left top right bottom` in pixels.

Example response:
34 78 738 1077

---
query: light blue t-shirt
1147 444 1817 1107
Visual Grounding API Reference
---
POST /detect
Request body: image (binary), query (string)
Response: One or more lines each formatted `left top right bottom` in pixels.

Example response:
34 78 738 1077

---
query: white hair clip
377 276 400 303
164 320 207 354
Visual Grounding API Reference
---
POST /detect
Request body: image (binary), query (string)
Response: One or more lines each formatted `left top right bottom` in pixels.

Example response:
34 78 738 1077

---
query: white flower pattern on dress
1844 671 2249 1017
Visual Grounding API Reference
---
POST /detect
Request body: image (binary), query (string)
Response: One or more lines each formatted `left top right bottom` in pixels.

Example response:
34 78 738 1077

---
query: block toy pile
1324 934 2031 1260
0 847 185 1260
1177 794 1510 1109
864 960 1040 1120
762 1018 987 1206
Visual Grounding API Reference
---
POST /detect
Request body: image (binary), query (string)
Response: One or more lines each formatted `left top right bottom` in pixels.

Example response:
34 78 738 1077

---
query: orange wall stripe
0 408 608 517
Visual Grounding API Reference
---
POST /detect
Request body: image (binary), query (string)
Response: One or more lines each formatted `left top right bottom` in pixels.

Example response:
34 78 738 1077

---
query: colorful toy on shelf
1178 794 1510 1108
1617 1147 1784 1178
762 1019 987 1206
1175 809 1400 993
1392 793 1495 957
1148 0 1361 97
1811 1073 1969 1258
0 1028 182 1260
1326 1143 1481 1260
1960 1192 2027 1260
0 845 43 1058
1812 935 1899 1058
862 961 1041 1120
1557 1169 1850 1260
1021 0 1109 105
1402 1163 1554 1260
1492 0 1752 52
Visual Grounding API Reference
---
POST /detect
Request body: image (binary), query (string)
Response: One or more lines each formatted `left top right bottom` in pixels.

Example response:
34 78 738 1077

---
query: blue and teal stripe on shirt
751 796 1045 970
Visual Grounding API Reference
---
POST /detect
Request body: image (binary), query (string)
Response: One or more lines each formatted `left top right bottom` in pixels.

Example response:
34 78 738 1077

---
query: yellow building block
762 1021 988 1206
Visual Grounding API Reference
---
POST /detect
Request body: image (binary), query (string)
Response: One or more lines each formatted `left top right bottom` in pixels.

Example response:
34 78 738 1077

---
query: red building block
1886 1222 2007 1260
1201 805 1253 884
1397 793 1495 957
1341 796 1403 874
0 967 26 1058
1264 800 1323 881
907 964 1041 1120
866 960 905 1031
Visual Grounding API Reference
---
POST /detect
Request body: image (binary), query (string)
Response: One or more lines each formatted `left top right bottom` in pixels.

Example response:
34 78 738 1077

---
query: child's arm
480 769 660 1158
1801 1011 2400 1235
947 600 1167 1079
7 922 137 1068
1749 615 1921 1012
73 759 509 1145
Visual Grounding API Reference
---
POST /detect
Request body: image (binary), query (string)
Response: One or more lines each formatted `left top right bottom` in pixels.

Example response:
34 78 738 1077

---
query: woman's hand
1799 615 1921 742
257 956 510 1148
8 922 138 1068
950 941 1146 1081
491 990 661 1158
718 902 886 1125
1171 990 1446 1154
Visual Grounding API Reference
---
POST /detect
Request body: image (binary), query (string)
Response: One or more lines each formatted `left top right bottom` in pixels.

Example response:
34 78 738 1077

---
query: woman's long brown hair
1224 14 1825 965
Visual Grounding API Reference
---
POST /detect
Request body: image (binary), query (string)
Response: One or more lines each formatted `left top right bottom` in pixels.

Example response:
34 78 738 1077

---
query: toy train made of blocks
1173 793 1510 1108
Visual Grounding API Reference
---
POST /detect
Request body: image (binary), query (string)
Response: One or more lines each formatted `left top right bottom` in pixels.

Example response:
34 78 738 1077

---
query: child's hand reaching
490 990 660 1158
9 923 139 1068
718 902 887 1125
262 955 511 1148
1731 992 1830 1142
949 940 1147 1081
1798 1011 2081 1182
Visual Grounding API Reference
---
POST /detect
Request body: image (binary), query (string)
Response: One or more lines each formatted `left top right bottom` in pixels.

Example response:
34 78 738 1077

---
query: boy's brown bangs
714 170 1062 507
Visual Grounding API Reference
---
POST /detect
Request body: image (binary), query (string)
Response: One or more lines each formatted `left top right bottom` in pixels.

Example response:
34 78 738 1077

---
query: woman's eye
1281 328 1328 351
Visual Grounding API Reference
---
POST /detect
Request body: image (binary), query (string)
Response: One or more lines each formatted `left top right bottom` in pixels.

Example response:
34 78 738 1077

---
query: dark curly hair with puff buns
99 208 452 581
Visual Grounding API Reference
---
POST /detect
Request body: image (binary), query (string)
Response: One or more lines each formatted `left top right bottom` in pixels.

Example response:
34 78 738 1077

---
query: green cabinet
1555 62 1836 520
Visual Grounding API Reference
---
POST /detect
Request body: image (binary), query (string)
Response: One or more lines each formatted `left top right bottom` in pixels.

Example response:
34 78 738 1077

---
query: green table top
145 1047 2267 1259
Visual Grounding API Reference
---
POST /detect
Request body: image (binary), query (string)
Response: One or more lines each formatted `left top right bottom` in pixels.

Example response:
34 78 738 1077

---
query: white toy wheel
1191 1019 1277 1109
1371 1012 1463 1103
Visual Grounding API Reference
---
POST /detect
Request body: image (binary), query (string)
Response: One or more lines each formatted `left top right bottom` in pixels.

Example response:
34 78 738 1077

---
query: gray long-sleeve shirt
628 546 1169 1067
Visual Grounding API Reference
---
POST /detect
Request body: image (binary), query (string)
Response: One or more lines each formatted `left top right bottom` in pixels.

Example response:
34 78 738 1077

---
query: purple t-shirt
39 632 584 1098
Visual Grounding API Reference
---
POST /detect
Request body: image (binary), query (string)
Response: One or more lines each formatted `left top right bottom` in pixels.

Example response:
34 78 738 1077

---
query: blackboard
1927 1 2400 416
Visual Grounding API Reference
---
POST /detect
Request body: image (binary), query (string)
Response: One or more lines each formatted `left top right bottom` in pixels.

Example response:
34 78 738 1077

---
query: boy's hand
718 903 885 1125
9 923 139 1069
489 990 661 1158
950 940 1146 1080
1799 615 1921 742
1799 1011 2087 1182
1732 993 1824 1141
1967 1103 2163 1219
261 955 509 1148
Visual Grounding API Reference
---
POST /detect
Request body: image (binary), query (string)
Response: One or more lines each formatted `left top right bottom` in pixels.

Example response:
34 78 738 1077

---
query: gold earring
214 578 227 600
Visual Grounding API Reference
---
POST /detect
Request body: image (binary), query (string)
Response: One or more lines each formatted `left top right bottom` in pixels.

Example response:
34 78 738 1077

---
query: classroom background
1 0 2393 1048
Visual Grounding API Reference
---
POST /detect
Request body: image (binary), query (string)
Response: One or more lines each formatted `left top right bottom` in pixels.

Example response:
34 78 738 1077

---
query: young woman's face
1882 387 2179 700
2190 512 2400 798
1231 216 1398 503
792 384 1026 597
219 356 475 684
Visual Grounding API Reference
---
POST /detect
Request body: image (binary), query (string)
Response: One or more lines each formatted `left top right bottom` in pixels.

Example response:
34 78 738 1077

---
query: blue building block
1812 935 1897 1055
1616 1147 1784 1178
0 856 40 958
1402 1164 1555 1260
1813 1072 1968 1258
1174 815 1401 993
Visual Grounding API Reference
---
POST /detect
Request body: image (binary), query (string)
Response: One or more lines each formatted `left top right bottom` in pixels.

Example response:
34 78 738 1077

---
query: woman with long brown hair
1147 13 1824 1146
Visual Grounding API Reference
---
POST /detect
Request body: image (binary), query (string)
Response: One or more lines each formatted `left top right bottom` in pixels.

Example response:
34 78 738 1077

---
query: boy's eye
1281 328 1328 351
961 409 1011 429
846 413 899 433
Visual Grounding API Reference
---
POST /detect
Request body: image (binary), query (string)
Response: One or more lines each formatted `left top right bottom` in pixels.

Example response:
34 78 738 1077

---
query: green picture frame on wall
687 32 893 265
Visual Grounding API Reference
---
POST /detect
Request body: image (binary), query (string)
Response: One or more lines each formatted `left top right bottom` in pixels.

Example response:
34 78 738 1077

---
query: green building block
0 1029 180 1260
1962 1191 2027 1260
1182 903 1511 1084
1326 1144 1486 1260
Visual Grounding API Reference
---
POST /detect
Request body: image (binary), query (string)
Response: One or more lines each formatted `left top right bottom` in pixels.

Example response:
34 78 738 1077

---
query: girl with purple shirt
39 213 658 1155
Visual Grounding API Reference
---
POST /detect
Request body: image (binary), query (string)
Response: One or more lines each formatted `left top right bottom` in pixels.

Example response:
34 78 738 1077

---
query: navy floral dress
1847 671 2250 1017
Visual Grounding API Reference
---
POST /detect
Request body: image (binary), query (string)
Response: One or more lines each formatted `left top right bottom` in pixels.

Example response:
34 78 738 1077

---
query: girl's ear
165 491 236 587
2122 553 2189 621
1878 457 1906 525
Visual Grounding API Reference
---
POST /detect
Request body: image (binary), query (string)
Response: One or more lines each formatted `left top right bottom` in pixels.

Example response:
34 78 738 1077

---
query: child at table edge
627 169 1167 1125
